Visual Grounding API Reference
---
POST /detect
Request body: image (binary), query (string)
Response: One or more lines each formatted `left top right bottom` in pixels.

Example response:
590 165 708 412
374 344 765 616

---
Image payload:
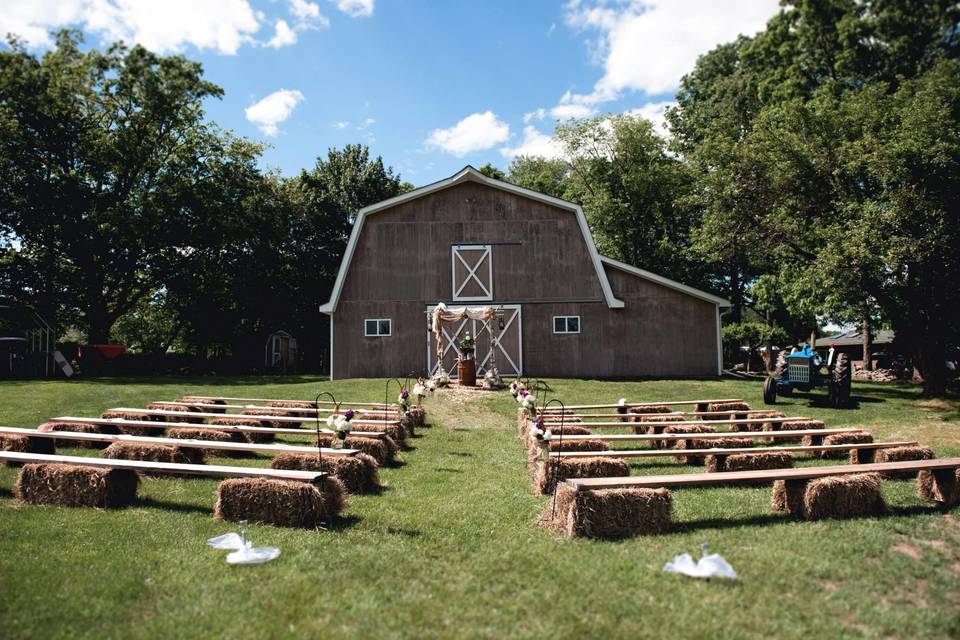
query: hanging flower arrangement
528 418 553 461
326 409 354 448
398 389 410 413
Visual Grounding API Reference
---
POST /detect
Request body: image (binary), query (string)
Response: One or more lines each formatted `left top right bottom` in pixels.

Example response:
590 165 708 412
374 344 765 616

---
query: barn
319 166 729 380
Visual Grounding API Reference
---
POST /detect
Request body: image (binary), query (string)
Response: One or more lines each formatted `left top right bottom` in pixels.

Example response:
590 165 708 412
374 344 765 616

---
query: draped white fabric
431 303 497 363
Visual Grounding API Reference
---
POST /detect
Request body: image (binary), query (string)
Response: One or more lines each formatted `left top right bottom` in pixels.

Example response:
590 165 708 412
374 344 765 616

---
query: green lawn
1 376 959 639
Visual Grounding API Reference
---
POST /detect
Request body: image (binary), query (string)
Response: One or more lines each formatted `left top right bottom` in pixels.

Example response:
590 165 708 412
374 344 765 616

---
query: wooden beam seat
0 426 358 458
149 401 393 416
538 416 811 429
105 407 400 427
539 458 960 538
180 394 394 409
545 428 858 446
548 441 917 461
539 399 744 412
47 416 388 440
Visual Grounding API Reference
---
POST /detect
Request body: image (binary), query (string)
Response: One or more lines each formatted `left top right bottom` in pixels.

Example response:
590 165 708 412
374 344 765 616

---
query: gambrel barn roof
320 165 729 314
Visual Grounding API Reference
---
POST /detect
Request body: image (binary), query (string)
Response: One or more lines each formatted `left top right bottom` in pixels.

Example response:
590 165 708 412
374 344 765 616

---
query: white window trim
451 244 493 302
364 318 392 337
552 315 581 334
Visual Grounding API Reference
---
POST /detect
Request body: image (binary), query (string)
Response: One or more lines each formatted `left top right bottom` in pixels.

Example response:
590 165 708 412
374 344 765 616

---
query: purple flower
343 409 355 421
534 417 544 431
518 390 528 397
401 390 410 400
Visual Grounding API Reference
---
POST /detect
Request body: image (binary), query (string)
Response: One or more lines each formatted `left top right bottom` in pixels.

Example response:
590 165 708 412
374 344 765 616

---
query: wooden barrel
457 358 476 387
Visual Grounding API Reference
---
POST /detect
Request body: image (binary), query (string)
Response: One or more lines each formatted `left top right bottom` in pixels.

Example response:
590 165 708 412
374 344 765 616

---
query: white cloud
245 89 304 136
523 108 547 124
333 121 350 129
426 111 511 157
358 117 376 129
334 0 374 18
266 19 297 48
550 102 595 120
564 0 779 101
1 0 262 54
290 0 321 20
500 126 565 160
625 100 675 137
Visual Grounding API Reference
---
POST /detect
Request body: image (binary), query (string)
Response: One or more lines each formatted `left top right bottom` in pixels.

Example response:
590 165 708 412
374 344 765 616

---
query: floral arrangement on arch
459 332 475 351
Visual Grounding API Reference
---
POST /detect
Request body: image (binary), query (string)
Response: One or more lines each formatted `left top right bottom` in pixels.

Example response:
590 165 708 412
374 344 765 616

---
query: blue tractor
763 344 852 407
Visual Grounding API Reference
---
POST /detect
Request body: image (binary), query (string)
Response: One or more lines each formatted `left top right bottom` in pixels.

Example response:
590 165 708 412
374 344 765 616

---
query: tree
477 163 506 181
554 115 705 286
506 156 569 198
0 30 224 341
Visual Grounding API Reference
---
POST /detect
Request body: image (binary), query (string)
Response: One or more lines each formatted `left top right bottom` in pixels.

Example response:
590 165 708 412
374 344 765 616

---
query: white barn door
451 245 493 301
426 305 522 378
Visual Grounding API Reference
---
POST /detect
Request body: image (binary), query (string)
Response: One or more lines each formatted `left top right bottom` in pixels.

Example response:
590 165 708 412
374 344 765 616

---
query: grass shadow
447 451 474 458
136 496 211 516
386 526 423 538
436 467 463 473
325 514 362 531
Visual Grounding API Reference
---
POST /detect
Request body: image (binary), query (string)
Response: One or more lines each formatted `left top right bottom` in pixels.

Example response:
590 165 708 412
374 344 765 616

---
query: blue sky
3 1 780 185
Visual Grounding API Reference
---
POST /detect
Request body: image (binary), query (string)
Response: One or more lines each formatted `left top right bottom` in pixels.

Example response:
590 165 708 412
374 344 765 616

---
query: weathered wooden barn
319 166 729 380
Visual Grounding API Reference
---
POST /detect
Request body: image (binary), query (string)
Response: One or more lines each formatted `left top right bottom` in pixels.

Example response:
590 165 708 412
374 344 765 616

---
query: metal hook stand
541 398 566 517
533 380 548 413
314 391 340 486
384 377 404 417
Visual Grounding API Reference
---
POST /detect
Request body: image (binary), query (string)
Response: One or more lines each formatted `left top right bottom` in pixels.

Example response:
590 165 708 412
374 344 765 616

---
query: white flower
543 428 553 441
529 425 542 439
618 398 627 407
413 383 426 397
426 380 436 391
326 415 337 428
334 415 352 433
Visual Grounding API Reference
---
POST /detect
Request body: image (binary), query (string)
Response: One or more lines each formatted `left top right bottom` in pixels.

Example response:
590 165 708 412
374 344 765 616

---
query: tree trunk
764 312 774 374
861 311 872 371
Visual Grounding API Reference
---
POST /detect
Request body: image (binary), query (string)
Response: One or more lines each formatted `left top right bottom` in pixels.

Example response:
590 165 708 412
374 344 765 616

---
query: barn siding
331 178 720 379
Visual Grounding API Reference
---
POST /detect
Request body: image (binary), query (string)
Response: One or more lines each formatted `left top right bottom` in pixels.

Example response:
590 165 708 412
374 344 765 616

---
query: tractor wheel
830 353 852 408
774 352 792 395
763 377 777 405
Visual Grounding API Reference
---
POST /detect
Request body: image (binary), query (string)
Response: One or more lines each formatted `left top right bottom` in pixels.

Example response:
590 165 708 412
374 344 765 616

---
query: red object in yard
86 344 126 360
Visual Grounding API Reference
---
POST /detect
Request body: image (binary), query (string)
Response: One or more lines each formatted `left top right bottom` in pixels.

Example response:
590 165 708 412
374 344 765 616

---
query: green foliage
506 156 569 198
110 290 181 353
476 162 506 181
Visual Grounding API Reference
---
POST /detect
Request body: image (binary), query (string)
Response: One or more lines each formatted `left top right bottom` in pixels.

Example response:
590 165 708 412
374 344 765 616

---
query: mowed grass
1 375 959 639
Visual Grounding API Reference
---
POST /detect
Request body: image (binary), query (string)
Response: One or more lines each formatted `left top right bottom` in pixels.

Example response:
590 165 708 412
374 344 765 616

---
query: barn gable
319 166 623 314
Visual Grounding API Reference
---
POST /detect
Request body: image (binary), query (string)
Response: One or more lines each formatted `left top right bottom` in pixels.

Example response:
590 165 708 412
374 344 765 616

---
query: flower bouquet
528 418 553 461
398 389 410 414
326 409 354 448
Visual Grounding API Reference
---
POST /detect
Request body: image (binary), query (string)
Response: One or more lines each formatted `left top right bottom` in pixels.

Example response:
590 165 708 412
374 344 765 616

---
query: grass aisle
1 376 959 638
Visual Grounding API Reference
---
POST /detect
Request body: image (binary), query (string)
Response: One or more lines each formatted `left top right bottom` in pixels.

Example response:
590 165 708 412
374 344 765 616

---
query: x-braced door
426 304 522 377
451 244 493 302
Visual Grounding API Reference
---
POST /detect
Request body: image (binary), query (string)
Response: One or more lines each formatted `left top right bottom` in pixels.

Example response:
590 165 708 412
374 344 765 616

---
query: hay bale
159 404 204 424
849 447 876 465
771 479 808 515
663 424 716 451
363 421 408 446
534 457 630 495
732 411 784 432
315 436 394 466
100 442 205 471
15 463 139 508
271 452 382 494
100 411 165 437
213 476 346 528
676 437 750 465
802 473 886 520
176 397 227 413
708 401 751 413
707 452 793 473
408 406 426 427
631 414 684 435
523 425 593 447
268 400 315 409
540 483 672 539
166 428 251 458
816 432 874 458
244 407 301 429
874 446 935 479
0 434 56 466
917 469 960 507
37 422 119 449
210 418 275 444
766 419 825 444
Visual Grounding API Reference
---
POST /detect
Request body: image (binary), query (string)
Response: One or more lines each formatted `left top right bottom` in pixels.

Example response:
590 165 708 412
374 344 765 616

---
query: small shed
264 330 298 373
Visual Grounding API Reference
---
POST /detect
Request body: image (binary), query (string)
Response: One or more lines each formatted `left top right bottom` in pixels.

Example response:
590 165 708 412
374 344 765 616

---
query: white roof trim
320 166 624 313
599 255 731 307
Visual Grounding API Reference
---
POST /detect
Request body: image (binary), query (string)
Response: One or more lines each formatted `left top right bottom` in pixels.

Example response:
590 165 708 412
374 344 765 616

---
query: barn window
364 319 392 337
452 244 493 301
553 316 580 334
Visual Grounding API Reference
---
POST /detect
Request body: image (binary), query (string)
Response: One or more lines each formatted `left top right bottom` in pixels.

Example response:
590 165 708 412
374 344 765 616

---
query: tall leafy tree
0 30 224 341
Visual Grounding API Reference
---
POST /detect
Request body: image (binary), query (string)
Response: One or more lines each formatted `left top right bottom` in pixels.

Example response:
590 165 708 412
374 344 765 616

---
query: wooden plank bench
549 440 919 460
0 450 328 484
182 395 395 409
540 409 783 419
538 416 811 429
550 428 861 445
540 398 744 412
151 401 392 416
48 416 388 440
106 407 400 427
0 426 358 457
564 458 960 491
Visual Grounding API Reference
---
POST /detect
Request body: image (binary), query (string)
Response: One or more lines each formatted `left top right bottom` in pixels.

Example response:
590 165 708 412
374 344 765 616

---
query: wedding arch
430 303 506 382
